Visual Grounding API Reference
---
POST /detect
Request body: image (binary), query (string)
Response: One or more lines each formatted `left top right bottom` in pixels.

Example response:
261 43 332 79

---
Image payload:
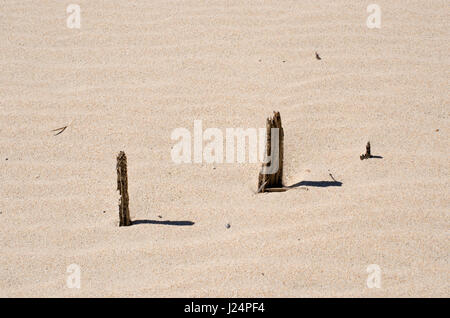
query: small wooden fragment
360 142 372 160
264 187 308 192
263 187 288 192
258 111 284 193
117 151 132 226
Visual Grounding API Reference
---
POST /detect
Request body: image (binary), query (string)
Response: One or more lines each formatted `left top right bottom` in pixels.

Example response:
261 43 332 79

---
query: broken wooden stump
360 142 372 160
257 111 284 193
117 151 132 226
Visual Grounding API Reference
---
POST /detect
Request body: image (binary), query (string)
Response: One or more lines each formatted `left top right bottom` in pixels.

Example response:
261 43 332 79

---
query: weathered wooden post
360 142 372 160
258 111 284 193
117 151 132 226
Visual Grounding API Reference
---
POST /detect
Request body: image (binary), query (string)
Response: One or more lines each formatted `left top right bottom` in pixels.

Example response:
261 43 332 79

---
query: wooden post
258 111 284 193
117 151 132 226
360 142 372 160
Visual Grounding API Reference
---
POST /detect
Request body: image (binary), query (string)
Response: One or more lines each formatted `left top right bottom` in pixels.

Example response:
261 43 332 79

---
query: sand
0 0 448 297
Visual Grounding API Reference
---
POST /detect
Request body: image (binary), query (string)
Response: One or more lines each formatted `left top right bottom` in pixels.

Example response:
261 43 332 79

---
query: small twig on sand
51 126 68 136
329 173 337 182
263 187 288 192
52 120 74 136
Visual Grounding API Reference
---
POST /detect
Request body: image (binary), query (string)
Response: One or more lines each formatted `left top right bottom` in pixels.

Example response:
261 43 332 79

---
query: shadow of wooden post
257 111 284 193
117 151 132 226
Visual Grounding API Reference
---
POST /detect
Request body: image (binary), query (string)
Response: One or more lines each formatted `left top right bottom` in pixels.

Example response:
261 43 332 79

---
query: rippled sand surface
0 1 448 297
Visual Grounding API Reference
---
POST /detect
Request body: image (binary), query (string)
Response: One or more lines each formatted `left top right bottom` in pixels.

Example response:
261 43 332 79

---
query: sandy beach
0 0 448 297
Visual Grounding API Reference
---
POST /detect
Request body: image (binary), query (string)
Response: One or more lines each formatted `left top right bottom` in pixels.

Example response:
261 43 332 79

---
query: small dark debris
436 129 439 132
52 125 68 136
360 142 372 160
226 223 231 229
158 215 162 219
5 158 8 161
315 52 321 60
103 211 106 213
282 60 286 63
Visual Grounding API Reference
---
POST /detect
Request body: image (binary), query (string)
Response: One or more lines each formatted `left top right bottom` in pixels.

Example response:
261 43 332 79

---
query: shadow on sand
287 180 343 188
132 220 195 226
